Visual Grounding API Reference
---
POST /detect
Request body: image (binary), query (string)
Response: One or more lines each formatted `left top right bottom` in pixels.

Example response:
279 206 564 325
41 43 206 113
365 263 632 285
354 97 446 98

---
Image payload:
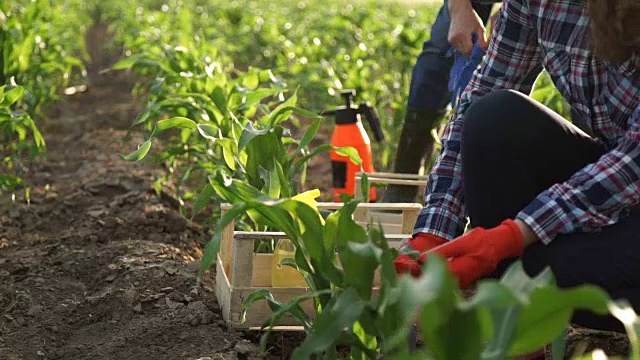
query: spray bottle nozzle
340 89 356 108
321 89 385 143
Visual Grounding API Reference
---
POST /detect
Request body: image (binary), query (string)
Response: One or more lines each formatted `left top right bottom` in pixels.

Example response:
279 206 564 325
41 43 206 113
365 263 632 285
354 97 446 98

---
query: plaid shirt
414 0 640 244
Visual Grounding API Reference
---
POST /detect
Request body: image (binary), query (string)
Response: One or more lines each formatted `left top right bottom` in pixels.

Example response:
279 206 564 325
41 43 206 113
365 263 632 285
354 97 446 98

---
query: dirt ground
0 23 632 360
0 24 272 360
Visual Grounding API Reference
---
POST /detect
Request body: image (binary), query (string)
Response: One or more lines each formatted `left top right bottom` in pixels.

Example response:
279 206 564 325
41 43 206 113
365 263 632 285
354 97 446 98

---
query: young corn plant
198 174 631 360
0 81 46 194
1 0 86 116
117 40 361 250
0 0 88 196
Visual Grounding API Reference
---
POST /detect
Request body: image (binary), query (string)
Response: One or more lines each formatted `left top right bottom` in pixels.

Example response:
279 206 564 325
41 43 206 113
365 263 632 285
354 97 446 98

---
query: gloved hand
394 233 447 277
429 219 524 288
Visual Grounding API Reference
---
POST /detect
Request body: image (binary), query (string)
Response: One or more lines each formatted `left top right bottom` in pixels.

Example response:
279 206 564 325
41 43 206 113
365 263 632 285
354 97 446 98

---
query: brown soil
0 21 631 360
0 23 267 360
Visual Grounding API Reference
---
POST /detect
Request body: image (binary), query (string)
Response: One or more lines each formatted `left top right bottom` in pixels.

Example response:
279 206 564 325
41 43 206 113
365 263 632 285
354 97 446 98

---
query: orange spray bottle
322 90 385 202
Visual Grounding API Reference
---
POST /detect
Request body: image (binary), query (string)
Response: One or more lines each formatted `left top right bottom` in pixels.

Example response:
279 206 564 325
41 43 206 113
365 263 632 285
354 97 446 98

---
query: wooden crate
354 172 429 202
215 202 422 330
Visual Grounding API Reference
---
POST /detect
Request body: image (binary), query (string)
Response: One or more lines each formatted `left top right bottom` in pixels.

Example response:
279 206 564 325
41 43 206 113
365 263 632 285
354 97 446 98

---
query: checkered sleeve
413 0 544 239
516 105 640 244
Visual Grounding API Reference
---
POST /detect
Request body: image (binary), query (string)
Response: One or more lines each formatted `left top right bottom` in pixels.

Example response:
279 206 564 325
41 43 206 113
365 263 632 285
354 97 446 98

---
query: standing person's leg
460 89 640 333
382 2 454 204
384 1 495 203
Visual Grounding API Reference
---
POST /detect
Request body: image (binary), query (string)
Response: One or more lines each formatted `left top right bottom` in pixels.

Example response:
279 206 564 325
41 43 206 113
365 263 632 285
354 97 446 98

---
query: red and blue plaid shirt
414 0 640 244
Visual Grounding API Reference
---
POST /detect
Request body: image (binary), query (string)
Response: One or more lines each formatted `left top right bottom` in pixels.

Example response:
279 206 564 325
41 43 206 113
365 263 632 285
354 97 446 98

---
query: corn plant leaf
273 158 292 198
238 121 270 151
372 224 400 310
193 183 215 214
121 139 152 161
243 128 287 190
335 146 363 166
471 262 555 360
268 90 298 126
383 255 457 353
30 124 45 151
156 117 197 132
112 54 142 70
270 106 322 127
508 285 611 356
197 123 218 140
242 289 304 325
351 321 379 356
266 159 282 199
336 200 367 247
461 282 522 310
0 175 23 189
291 287 365 360
401 254 462 359
438 306 485 360
254 288 335 352
298 117 321 151
340 240 381 299
291 143 334 175
239 88 281 112
551 328 567 360
278 200 324 261
198 202 248 276
242 70 259 89
209 86 227 114
205 185 304 257
217 138 237 170
4 86 24 105
360 173 370 202
291 189 321 209
209 171 264 204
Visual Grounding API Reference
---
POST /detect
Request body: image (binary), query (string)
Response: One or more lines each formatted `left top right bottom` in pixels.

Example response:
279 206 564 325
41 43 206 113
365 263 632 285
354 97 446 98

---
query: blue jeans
407 0 494 111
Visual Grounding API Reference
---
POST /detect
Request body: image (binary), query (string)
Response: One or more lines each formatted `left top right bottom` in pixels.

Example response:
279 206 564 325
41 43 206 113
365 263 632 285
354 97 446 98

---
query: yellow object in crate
271 239 307 288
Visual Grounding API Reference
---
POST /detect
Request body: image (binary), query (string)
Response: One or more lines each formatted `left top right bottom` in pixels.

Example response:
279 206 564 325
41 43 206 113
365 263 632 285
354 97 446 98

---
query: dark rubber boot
381 107 446 203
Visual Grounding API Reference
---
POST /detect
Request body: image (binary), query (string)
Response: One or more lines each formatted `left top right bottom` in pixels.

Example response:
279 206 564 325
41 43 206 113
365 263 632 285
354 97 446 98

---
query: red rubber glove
394 233 447 277
428 219 524 288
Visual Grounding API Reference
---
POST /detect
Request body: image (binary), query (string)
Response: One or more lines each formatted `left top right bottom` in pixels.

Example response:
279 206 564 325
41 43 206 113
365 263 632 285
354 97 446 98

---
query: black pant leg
522 208 640 333
461 89 606 229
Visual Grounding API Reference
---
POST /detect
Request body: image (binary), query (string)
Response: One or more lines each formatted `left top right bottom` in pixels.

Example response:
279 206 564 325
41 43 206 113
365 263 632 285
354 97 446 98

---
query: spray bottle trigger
359 102 385 143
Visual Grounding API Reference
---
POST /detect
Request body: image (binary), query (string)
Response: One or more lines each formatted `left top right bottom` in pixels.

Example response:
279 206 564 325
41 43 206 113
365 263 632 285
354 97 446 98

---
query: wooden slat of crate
216 255 315 327
315 202 421 235
356 171 430 181
354 172 429 202
215 231 407 330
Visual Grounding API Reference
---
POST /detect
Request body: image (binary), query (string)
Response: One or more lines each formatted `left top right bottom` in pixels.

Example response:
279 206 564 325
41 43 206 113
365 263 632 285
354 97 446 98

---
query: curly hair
588 0 640 66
